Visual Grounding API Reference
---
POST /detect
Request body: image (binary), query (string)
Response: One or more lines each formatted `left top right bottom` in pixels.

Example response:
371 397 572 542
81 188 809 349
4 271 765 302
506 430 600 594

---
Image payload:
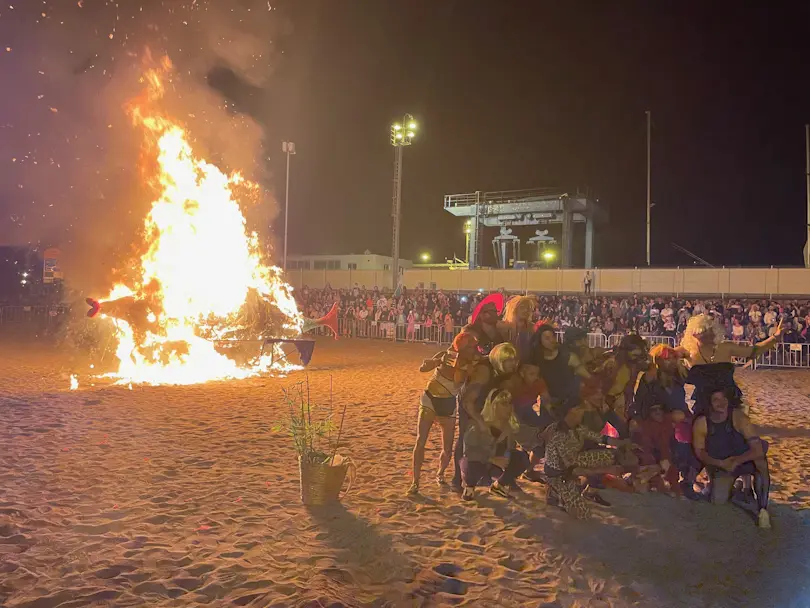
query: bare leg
436 415 456 483
409 407 435 494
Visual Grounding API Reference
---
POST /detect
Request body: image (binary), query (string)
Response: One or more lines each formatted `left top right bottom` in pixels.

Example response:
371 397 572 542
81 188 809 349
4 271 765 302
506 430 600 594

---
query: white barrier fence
755 343 810 369
1 306 805 371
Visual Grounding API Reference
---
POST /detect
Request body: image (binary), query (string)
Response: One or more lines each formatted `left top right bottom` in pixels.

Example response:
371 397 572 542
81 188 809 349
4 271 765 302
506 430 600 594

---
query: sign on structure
42 247 63 284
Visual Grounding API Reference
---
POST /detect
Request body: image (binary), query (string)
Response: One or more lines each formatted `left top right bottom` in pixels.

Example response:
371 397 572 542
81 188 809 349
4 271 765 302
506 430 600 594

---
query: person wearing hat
408 331 480 495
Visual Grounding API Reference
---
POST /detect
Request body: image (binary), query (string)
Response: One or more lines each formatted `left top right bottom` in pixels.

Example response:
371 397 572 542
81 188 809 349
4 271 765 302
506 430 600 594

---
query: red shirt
634 414 676 462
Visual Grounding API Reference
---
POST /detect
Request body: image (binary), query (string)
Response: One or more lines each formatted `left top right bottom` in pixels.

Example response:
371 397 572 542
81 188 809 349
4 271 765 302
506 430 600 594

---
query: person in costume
531 323 590 417
681 313 783 417
692 386 772 528
501 295 537 363
459 387 530 501
631 344 700 497
544 404 638 519
599 334 650 438
408 332 480 495
450 298 510 492
563 326 609 374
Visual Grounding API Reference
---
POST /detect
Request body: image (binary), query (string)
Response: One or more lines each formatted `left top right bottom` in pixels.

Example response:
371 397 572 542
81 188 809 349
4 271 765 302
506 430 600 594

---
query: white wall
285 267 810 297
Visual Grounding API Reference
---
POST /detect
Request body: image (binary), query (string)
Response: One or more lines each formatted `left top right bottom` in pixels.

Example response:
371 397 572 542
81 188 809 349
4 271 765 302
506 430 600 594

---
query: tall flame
99 57 302 385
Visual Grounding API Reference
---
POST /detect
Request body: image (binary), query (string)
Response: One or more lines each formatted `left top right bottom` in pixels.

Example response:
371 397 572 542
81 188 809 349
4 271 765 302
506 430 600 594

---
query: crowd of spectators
295 284 810 344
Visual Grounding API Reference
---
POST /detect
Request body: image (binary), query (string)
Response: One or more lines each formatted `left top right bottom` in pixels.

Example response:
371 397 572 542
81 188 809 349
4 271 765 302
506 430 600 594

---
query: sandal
461 487 475 501
406 482 419 496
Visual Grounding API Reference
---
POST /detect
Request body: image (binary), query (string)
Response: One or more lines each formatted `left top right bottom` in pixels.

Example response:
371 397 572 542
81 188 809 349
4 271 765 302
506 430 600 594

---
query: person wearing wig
599 334 650 438
501 295 537 363
631 344 701 497
460 387 529 501
531 323 591 416
692 386 772 528
463 293 508 357
450 321 512 492
681 313 783 416
408 331 480 495
543 404 637 519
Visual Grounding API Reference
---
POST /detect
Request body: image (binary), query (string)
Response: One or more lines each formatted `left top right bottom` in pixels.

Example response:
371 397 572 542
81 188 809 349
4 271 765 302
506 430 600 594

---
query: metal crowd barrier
607 333 676 349
554 330 608 349
0 305 69 336
755 342 810 369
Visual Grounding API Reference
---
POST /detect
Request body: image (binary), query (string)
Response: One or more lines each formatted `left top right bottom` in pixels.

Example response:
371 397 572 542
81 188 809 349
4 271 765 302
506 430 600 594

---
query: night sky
2 1 810 288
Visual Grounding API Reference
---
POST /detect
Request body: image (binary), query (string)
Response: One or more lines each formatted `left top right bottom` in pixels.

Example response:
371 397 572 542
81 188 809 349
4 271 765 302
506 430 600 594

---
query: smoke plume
0 0 291 294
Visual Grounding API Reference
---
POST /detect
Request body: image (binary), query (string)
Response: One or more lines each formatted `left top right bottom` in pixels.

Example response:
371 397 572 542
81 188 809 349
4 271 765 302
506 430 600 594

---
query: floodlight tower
390 114 416 289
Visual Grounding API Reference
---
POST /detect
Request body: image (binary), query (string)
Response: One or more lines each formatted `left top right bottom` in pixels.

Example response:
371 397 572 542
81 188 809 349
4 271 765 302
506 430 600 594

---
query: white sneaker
757 509 771 529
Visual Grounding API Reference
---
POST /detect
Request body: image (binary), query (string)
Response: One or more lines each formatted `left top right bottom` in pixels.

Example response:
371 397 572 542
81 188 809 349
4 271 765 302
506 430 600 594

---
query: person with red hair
450 294 509 491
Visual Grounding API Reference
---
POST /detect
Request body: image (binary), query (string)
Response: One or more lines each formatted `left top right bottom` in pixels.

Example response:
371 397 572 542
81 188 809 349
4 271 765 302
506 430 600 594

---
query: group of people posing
409 293 783 528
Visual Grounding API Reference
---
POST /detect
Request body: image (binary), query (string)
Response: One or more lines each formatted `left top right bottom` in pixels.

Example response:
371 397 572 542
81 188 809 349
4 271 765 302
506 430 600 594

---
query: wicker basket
299 456 356 506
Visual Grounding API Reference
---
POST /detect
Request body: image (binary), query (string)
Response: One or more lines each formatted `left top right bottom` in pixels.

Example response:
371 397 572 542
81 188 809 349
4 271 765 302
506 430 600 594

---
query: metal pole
283 147 290 270
391 145 403 289
646 110 651 266
805 124 810 268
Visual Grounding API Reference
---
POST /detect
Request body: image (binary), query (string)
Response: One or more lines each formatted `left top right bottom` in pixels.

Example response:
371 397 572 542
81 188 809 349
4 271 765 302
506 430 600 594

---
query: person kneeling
692 387 771 528
544 404 637 519
460 388 529 501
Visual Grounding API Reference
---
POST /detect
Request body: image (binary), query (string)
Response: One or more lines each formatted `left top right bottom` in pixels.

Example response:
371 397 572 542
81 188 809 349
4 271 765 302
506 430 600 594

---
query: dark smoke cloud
0 0 291 293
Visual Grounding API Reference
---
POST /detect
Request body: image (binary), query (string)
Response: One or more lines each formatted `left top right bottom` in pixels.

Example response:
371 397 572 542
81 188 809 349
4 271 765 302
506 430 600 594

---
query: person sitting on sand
692 386 772 528
460 387 530 501
631 403 681 496
681 313 783 417
408 332 480 495
600 334 650 438
499 362 551 480
544 404 639 519
631 344 700 498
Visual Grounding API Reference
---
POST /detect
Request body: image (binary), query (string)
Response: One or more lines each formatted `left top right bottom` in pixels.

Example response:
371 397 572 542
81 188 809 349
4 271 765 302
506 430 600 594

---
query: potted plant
275 376 354 505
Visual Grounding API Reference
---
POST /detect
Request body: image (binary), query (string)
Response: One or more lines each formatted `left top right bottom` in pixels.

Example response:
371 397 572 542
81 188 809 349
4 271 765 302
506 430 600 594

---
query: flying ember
92 57 303 385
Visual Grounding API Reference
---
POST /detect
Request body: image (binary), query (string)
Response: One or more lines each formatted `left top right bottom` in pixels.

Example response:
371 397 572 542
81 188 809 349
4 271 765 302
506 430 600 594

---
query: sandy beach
1 338 810 608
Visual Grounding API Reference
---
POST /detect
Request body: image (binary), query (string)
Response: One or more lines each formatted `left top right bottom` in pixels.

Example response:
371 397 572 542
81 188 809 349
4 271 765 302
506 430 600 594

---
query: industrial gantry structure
444 188 602 269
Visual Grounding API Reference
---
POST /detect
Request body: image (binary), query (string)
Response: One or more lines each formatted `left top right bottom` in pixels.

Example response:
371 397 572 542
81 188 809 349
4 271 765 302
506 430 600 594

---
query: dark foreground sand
1 339 810 608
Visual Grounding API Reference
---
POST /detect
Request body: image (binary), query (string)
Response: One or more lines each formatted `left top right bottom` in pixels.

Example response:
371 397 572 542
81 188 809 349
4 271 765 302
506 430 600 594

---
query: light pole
282 141 296 270
463 220 471 265
646 110 651 266
390 114 416 290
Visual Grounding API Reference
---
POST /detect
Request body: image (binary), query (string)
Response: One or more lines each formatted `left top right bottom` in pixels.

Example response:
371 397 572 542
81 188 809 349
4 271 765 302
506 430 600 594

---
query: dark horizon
2 1 810 279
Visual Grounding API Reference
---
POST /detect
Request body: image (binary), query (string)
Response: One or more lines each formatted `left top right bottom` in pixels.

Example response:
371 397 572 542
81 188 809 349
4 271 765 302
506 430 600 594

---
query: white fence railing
2 306 807 371
755 343 810 369
607 334 676 349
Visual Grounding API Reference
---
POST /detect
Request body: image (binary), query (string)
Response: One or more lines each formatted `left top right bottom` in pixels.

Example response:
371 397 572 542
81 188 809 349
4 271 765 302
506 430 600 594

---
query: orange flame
99 58 302 385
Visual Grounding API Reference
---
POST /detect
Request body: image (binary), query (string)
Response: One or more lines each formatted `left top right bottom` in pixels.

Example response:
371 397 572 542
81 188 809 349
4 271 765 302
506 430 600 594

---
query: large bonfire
92 57 303 386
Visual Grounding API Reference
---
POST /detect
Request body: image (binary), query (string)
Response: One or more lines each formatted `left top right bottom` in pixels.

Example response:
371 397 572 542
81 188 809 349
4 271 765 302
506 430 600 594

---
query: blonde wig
488 342 518 375
503 295 536 327
481 388 520 433
680 313 725 356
